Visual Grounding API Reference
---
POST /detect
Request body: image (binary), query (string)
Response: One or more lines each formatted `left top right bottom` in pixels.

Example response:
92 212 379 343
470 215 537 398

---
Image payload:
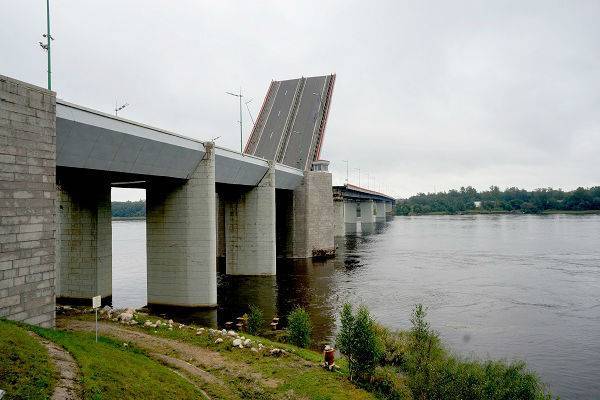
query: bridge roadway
56 100 304 189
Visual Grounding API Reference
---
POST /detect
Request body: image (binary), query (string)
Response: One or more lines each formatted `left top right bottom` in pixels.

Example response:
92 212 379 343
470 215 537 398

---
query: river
112 214 600 399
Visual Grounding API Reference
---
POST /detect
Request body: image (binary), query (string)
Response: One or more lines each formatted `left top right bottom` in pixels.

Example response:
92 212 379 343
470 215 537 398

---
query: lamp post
226 88 244 153
39 0 53 90
342 160 348 184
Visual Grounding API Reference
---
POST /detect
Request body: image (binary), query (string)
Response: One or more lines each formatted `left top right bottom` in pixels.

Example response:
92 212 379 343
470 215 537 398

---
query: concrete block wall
0 75 56 327
56 170 111 301
224 165 276 275
146 143 217 307
216 192 226 258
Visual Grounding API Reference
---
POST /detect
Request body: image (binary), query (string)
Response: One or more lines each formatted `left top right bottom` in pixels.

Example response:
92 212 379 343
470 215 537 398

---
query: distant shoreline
396 209 600 216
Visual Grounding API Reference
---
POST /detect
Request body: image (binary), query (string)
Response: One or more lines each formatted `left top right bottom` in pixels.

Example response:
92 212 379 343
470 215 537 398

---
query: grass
30 326 206 400
0 320 55 400
117 313 372 399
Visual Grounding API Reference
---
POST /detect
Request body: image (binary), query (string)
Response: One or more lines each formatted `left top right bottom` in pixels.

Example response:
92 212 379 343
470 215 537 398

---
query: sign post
92 295 101 343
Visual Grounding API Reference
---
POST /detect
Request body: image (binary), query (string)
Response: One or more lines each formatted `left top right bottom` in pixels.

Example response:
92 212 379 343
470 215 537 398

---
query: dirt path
58 318 281 391
28 332 82 400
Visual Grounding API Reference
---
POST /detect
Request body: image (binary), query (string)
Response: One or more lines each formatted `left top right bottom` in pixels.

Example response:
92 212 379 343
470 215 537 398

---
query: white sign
92 295 101 309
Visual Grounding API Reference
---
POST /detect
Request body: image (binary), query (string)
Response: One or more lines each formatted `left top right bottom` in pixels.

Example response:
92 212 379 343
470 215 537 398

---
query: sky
2 1 599 201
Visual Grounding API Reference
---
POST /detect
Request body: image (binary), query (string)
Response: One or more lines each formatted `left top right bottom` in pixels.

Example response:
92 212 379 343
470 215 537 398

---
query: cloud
2 0 599 199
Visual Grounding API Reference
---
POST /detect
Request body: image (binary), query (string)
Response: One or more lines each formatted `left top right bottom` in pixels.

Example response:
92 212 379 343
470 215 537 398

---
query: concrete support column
375 201 386 224
359 200 375 234
224 165 276 275
56 171 112 302
385 202 395 221
216 193 226 258
333 199 346 237
344 201 358 235
146 143 217 307
288 171 335 258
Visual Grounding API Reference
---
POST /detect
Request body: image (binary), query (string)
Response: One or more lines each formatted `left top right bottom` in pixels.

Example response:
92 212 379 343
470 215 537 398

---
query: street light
226 88 244 153
39 0 53 90
342 160 349 184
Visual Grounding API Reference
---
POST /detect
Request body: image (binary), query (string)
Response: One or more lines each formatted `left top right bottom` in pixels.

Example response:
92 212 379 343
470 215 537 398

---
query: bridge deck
244 74 335 170
56 100 303 189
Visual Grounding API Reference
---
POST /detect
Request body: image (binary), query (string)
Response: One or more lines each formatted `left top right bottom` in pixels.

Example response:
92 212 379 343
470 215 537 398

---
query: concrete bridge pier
56 170 112 303
385 202 394 221
223 165 276 275
359 200 375 234
333 199 346 237
344 202 358 235
146 143 217 307
375 201 386 225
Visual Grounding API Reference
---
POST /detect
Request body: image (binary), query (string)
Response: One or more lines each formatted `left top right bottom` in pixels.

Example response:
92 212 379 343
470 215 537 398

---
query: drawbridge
244 74 335 171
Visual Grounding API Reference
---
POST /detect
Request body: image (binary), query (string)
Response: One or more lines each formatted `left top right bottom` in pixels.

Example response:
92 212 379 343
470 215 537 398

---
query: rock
198 327 205 332
196 331 202 336
178 324 185 329
129 320 138 325
227 330 237 337
144 321 153 327
123 343 128 347
168 327 173 331
270 348 282 356
155 320 162 326
232 338 242 347
251 347 259 353
243 339 251 347
118 311 133 322
240 336 246 341
221 329 227 335
215 338 223 344
168 319 174 324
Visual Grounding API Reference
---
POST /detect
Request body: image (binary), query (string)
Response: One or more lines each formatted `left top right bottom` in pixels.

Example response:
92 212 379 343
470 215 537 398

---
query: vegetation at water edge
396 185 600 215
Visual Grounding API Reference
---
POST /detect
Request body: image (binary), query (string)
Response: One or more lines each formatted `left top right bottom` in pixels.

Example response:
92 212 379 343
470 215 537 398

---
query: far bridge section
333 184 396 236
244 74 335 171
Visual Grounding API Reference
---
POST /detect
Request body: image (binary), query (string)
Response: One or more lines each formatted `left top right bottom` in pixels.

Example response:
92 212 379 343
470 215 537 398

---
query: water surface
112 215 600 399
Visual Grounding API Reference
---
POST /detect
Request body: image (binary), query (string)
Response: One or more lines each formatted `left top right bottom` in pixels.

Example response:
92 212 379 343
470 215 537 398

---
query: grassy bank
0 321 55 400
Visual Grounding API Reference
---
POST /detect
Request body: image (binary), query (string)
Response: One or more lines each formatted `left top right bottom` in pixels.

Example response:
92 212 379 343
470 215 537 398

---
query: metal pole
46 0 51 90
239 87 243 153
95 308 98 342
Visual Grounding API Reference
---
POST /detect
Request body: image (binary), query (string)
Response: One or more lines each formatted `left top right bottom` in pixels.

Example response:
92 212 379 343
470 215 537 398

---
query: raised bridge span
244 74 335 171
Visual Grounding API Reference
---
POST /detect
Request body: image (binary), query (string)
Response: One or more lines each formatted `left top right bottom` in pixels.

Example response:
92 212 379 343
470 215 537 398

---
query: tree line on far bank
396 186 600 215
112 200 145 218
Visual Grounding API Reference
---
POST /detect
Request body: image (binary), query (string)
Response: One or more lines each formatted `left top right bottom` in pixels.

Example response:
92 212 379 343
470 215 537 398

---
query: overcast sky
2 1 599 201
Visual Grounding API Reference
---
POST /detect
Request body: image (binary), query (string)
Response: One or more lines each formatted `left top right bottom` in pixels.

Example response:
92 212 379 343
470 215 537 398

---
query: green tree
247 304 263 335
287 307 312 348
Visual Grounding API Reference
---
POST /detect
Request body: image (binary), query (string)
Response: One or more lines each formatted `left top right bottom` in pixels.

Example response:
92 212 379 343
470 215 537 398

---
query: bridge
0 74 337 326
244 75 335 171
333 184 396 235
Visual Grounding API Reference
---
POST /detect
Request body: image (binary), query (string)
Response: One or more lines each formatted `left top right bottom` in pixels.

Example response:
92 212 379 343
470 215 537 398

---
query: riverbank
1 312 373 400
396 209 600 216
1 304 556 399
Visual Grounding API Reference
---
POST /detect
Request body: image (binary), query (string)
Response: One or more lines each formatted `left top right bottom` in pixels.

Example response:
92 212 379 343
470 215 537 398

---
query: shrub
374 324 410 367
247 305 263 335
336 303 383 381
287 307 311 348
371 366 413 400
